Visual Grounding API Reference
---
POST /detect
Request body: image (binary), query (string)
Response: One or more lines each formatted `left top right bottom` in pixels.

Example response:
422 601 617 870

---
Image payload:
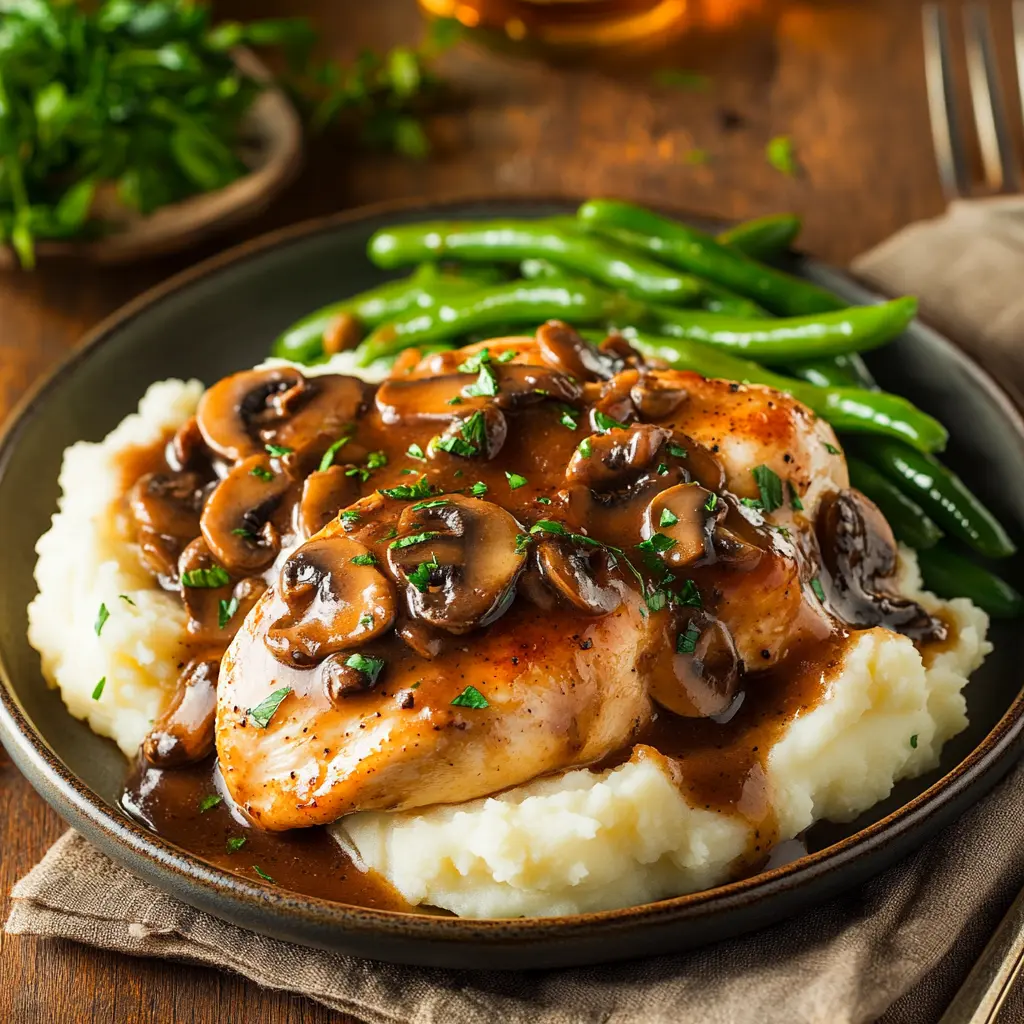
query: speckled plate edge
1 195 1023 970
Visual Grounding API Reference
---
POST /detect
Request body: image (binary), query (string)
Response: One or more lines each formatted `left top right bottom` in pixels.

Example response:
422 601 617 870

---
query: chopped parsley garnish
345 653 385 685
91 677 106 701
351 552 377 566
408 559 439 593
252 865 275 883
752 464 784 513
390 531 440 550
411 498 449 511
676 626 701 655
181 565 230 589
678 579 702 608
530 520 567 536
461 410 487 449
319 436 350 472
359 614 374 628
380 476 435 500
766 134 799 177
910 734 919 749
470 481 488 497
400 468 418 475
638 533 676 555
668 443 688 458
506 471 528 490
515 533 531 554
199 794 222 813
451 684 489 709
231 527 256 540
94 603 109 637
594 410 628 432
788 482 804 511
810 576 826 602
823 441 840 455
218 597 239 630
578 438 592 459
657 463 669 475
247 686 291 728
346 466 372 481
559 406 579 430
406 443 426 461
249 465 275 482
463 361 499 397
118 594 135 607
704 493 718 512
496 349 517 363
340 510 362 524
435 435 478 458
447 396 464 406
265 443 293 457
646 591 668 612
459 348 492 373
536 496 552 505
740 497 764 510
366 450 388 470
226 837 247 854
659 508 679 527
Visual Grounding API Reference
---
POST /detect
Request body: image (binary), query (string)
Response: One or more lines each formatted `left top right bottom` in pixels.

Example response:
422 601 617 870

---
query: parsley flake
341 510 362 524
231 527 256 540
118 594 135 607
752 464 784 513
319 436 350 472
496 349 517 363
810 577 826 602
646 591 668 612
766 134 799 176
578 438 592 459
366 451 388 470
678 579 702 608
406 443 426 461
345 653 385 685
677 626 701 655
218 597 239 630
594 410 628 432
252 865 275 883
788 481 804 511
536 496 552 505
471 481 488 497
463 362 499 397
94 603 110 637
559 406 579 430
408 559 439 593
659 508 679 528
434 435 478 458
638 533 676 555
740 497 764 510
199 794 222 813
506 471 528 490
391 531 440 550
823 441 840 456
910 734 919 749
657 463 669 476
351 552 377 566
704 493 719 512
265 443 293 457
181 565 230 589
380 476 435 500
515 533 531 554
247 687 292 728
226 837 247 854
249 465 275 482
451 684 489 709
411 498 450 511
91 677 106 701
459 348 492 373
668 443 688 458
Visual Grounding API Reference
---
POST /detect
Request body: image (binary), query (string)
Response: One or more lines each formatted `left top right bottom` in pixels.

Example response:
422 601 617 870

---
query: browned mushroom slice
630 374 688 420
296 466 361 539
200 455 292 575
322 650 386 704
265 535 396 666
386 495 527 634
261 374 370 461
816 489 947 643
565 424 671 491
535 535 623 615
142 657 220 767
129 471 206 577
167 417 208 472
647 615 741 718
376 375 484 426
432 406 508 460
642 483 724 568
536 320 623 381
490 363 582 409
178 537 233 637
196 366 308 462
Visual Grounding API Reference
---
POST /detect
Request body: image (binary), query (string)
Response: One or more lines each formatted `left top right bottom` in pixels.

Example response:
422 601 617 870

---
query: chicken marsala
118 322 945 833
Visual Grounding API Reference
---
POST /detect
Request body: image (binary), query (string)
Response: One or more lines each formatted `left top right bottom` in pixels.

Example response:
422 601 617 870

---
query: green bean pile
270 199 1021 618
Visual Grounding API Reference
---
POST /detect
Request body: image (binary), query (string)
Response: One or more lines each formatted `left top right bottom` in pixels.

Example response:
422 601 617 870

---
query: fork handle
939 884 1024 1024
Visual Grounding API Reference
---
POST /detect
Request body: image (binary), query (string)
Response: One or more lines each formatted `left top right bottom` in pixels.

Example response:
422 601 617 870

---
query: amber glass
417 0 692 51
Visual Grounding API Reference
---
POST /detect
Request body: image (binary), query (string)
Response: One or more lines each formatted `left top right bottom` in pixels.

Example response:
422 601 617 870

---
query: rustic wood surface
0 0 1011 1020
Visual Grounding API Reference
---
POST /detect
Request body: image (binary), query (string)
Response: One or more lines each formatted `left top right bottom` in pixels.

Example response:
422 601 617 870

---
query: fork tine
964 3 1020 193
923 5 968 199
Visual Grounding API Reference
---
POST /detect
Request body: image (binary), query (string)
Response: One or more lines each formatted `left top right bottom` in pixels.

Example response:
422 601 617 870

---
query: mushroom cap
536 320 623 381
566 423 672 492
642 483 724 568
297 466 361 539
266 534 397 666
142 656 219 767
200 454 293 575
386 494 527 634
535 535 623 615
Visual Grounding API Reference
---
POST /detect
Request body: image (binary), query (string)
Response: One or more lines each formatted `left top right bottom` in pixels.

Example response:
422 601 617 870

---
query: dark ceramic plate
1 199 1023 970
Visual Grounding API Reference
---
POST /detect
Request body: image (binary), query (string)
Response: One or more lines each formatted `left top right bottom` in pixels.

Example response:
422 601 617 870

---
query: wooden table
0 0 987 1019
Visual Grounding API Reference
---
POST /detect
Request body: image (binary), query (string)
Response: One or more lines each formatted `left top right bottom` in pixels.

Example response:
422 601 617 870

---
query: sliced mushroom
396 617 448 659
200 455 292 575
265 535 396 666
322 652 380 703
196 366 308 462
297 466 360 539
129 471 205 577
263 374 369 461
432 405 508 460
490 363 582 409
647 615 741 718
178 537 233 637
630 374 688 420
566 424 671 492
642 483 724 568
591 369 640 428
536 320 623 381
816 489 947 643
167 417 208 472
376 374 486 426
535 535 623 615
142 657 219 767
386 495 527 634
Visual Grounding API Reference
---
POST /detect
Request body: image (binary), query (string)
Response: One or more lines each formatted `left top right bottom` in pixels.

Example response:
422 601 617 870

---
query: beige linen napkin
7 198 1024 1024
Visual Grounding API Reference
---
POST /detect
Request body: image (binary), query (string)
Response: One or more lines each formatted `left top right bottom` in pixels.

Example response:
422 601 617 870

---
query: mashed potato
28 368 991 918
340 572 988 918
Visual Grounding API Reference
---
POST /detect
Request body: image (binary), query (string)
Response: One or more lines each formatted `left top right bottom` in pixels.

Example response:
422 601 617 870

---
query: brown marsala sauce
113 324 947 910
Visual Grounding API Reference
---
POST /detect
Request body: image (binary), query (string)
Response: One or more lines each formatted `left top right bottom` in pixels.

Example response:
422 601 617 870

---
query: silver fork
923 1 1023 198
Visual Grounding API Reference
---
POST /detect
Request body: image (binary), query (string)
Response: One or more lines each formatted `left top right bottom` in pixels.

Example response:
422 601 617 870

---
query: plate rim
2 193 1023 955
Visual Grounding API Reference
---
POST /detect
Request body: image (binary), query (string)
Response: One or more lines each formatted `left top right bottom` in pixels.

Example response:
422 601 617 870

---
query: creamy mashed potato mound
29 368 992 918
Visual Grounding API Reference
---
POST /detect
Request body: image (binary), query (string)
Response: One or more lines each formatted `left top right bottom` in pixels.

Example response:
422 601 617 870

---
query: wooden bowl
0 49 303 268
